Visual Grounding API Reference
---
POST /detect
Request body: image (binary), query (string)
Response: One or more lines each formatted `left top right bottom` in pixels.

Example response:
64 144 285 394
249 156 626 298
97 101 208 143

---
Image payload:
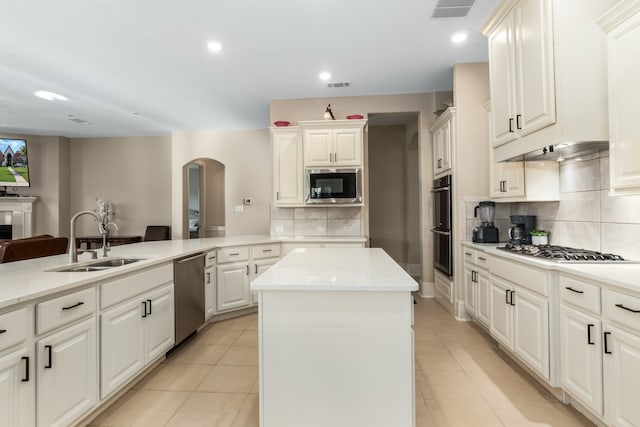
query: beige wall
171 129 271 239
270 93 438 285
69 136 172 236
2 133 69 236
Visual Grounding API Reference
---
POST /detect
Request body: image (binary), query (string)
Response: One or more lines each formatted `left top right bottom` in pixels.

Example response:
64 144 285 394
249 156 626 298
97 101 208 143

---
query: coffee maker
472 201 499 243
508 215 537 245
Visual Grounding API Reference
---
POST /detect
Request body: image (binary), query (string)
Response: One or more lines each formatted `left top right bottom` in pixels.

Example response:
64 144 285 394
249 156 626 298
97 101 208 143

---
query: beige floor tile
218 346 258 366
198 365 259 393
231 394 259 427
134 364 211 391
197 327 244 346
492 399 594 426
467 371 555 405
448 347 514 375
426 396 504 427
211 316 252 331
165 343 229 365
421 371 482 400
249 377 259 394
165 392 246 427
233 330 258 346
91 390 189 426
416 397 437 427
415 351 462 373
549 402 596 426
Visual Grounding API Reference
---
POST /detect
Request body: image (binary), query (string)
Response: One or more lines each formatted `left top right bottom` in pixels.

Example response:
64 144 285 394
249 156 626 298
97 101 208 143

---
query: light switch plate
235 205 244 212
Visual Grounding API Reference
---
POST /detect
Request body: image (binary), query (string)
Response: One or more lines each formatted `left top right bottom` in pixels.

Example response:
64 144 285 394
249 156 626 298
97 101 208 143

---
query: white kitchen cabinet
604 324 640 427
598 1 640 195
512 286 549 379
36 317 97 427
431 108 454 178
560 304 603 416
144 285 174 361
486 0 555 148
205 265 216 319
464 264 477 317
301 120 365 168
217 262 250 312
477 270 491 326
0 346 34 427
490 275 514 349
490 160 525 199
462 247 491 327
272 127 304 206
251 259 277 306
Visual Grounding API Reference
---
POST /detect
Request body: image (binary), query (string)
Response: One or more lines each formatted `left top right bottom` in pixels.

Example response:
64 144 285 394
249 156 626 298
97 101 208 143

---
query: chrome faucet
69 210 106 263
102 222 119 257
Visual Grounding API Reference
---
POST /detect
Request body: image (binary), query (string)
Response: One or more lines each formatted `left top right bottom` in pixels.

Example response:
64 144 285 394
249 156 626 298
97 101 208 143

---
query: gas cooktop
497 243 635 263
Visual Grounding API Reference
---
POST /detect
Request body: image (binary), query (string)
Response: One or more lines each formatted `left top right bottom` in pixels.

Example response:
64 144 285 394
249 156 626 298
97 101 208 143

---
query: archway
182 158 225 239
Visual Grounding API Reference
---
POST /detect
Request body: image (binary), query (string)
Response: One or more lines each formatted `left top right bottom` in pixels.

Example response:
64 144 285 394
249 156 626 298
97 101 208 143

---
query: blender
472 201 499 243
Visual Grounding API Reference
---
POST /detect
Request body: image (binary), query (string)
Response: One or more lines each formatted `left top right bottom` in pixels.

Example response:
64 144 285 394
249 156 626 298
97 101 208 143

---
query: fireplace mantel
0 196 38 239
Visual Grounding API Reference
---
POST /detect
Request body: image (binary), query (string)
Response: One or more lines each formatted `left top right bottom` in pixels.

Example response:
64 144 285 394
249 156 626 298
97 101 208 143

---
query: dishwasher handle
175 253 205 264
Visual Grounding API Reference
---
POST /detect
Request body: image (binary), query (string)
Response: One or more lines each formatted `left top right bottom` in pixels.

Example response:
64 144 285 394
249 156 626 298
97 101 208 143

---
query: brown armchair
0 235 69 263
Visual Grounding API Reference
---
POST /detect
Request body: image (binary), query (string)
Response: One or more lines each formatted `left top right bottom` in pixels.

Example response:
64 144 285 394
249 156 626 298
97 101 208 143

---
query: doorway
368 113 421 281
183 158 226 239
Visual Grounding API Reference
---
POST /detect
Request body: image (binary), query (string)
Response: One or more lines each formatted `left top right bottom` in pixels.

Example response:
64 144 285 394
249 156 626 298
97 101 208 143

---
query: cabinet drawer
251 244 281 260
476 253 490 269
489 256 548 296
462 247 477 264
559 275 601 315
0 307 30 351
101 264 173 309
604 289 640 333
37 287 96 335
217 247 250 263
205 250 217 267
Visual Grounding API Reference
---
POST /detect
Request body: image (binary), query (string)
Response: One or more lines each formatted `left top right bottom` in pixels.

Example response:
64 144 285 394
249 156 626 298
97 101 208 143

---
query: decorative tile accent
294 219 328 236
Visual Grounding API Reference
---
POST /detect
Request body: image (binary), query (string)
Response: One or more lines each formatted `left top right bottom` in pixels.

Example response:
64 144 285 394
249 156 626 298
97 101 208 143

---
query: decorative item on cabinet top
273 121 290 127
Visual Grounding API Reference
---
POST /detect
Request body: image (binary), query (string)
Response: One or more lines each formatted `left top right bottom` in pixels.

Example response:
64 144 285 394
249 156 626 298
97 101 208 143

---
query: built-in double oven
432 175 452 277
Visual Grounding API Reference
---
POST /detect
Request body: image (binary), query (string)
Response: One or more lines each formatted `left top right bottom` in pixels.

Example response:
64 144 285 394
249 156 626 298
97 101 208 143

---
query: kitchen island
251 247 418 427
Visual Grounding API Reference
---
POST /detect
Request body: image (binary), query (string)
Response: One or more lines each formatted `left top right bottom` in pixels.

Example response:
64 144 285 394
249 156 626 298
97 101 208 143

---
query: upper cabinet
488 0 556 148
598 1 640 195
483 0 610 162
271 127 303 206
431 108 454 178
301 120 365 168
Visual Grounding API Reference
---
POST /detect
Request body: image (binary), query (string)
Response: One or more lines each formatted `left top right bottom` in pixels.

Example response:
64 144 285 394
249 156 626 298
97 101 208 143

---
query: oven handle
431 187 450 193
431 229 451 236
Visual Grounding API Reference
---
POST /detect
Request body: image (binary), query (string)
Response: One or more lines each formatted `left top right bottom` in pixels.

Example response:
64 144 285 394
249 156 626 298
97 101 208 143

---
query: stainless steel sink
49 258 146 272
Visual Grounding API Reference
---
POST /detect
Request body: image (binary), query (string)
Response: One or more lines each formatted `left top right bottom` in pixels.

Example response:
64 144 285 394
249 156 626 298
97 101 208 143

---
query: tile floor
86 297 594 427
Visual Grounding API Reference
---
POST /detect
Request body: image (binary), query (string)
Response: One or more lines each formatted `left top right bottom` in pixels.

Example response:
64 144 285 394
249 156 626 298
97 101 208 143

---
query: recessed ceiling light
451 32 468 44
207 40 223 53
319 72 331 82
35 90 68 101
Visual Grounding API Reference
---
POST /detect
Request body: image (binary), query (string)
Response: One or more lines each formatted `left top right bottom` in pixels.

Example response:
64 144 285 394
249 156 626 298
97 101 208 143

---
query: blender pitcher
474 201 496 225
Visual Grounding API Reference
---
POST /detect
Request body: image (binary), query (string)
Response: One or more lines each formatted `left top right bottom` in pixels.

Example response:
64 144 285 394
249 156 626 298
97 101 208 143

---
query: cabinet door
37 317 97 427
488 16 518 147
273 130 303 205
489 276 513 350
0 346 34 427
333 128 362 166
606 9 640 192
205 266 216 319
513 0 556 137
100 299 145 399
559 304 603 416
217 262 250 312
440 120 452 173
464 265 477 317
503 162 525 197
303 129 332 167
604 324 640 427
145 284 175 362
476 271 491 327
251 259 277 306
432 126 444 176
512 286 549 380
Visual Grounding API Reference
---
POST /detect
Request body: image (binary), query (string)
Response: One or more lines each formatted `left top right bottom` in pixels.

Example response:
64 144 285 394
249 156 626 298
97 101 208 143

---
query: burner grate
499 244 629 263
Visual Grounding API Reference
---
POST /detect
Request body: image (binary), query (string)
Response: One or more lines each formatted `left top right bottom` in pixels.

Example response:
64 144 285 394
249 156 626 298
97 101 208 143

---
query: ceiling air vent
432 0 476 18
327 82 351 88
68 117 92 125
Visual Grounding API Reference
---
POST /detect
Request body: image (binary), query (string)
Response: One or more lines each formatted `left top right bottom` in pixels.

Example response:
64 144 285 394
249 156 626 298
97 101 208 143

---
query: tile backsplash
270 207 362 237
465 152 640 260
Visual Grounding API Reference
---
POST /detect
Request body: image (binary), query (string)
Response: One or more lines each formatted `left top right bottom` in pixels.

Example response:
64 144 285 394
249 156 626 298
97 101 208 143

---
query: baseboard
455 300 471 321
420 281 434 298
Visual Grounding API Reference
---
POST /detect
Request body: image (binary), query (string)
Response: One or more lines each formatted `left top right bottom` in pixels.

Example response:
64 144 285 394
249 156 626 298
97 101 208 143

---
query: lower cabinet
251 259 279 306
0 346 34 427
36 317 97 427
100 283 174 399
217 262 250 312
490 275 550 380
604 324 640 427
464 263 490 326
205 265 216 319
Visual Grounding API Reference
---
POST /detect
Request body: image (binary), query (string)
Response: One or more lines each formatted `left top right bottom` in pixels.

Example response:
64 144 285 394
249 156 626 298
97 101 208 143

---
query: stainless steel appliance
472 201 499 243
432 175 452 276
305 168 362 204
508 215 536 245
173 252 205 345
497 244 636 263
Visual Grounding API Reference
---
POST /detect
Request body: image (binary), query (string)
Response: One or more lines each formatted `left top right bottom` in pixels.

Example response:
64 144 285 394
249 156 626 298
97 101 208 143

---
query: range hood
505 141 610 162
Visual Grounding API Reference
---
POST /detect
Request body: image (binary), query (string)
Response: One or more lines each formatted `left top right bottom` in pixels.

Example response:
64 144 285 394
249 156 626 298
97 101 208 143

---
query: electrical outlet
243 197 252 205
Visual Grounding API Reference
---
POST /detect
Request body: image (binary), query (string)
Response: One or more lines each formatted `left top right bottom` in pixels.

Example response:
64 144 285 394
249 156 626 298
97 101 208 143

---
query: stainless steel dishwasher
173 252 205 345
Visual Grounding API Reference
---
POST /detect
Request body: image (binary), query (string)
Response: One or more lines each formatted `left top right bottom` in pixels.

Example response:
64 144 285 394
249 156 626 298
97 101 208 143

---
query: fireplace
0 196 37 239
0 225 11 240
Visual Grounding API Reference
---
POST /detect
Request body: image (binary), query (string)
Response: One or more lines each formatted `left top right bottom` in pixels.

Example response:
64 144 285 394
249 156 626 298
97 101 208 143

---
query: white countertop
462 241 640 293
251 248 418 292
0 235 367 310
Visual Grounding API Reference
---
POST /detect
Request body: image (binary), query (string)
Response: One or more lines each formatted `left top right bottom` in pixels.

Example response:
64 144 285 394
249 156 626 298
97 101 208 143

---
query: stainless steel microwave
305 168 362 204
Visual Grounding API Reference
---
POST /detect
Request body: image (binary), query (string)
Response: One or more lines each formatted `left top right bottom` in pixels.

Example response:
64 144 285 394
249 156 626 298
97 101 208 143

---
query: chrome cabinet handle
206 272 211 284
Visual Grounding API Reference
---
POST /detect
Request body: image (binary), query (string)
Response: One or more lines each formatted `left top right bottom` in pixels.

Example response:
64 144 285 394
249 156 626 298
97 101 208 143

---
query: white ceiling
0 0 499 138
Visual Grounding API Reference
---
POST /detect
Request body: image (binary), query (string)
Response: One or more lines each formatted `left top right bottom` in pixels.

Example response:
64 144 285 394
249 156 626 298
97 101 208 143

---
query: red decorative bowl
273 121 290 127
346 115 364 120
